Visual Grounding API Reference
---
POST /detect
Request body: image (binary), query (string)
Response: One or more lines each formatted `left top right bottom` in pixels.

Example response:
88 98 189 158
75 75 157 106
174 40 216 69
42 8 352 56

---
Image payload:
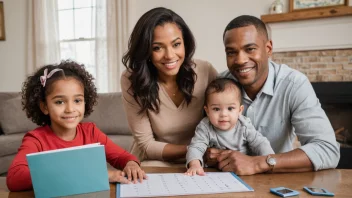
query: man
205 15 340 175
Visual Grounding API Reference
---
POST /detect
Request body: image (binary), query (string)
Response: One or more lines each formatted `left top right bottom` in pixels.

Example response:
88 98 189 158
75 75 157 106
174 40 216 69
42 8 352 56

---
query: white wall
129 0 276 72
270 16 352 52
0 0 27 92
128 0 352 73
0 0 351 91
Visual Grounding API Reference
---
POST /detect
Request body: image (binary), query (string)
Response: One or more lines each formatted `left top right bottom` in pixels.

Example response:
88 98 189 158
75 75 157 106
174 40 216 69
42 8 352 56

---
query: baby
186 78 274 175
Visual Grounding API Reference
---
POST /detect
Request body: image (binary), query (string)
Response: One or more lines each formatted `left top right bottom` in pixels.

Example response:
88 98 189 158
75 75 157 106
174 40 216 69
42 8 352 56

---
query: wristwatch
266 155 276 173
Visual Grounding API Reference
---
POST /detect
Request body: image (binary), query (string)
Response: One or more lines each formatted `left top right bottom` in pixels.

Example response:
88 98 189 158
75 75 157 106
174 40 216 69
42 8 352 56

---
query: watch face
268 158 276 166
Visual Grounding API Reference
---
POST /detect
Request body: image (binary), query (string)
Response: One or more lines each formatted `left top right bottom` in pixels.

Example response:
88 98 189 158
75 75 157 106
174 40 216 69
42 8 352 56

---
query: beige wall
0 0 351 91
129 0 352 72
129 0 276 73
0 0 27 92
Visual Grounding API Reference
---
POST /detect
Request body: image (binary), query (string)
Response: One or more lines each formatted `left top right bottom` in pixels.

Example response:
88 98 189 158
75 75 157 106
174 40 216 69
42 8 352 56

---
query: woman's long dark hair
122 7 197 114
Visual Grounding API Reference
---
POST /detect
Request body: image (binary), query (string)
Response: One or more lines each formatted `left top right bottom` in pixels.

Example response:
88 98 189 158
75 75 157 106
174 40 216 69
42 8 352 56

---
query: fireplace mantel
261 6 352 23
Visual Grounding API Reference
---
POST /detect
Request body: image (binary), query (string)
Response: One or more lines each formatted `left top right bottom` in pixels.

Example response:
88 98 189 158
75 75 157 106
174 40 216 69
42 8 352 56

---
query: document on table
116 172 253 197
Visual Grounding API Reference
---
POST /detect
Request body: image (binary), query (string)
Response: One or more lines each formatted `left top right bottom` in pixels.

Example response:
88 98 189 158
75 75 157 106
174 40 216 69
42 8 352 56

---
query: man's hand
217 150 267 175
123 161 147 183
204 148 226 167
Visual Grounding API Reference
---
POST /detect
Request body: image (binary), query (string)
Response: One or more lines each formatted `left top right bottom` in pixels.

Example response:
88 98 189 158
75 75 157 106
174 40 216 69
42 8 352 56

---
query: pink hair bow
40 68 64 87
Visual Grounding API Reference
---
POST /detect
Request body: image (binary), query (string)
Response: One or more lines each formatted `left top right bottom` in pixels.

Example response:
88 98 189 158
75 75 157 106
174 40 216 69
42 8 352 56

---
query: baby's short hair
204 78 242 106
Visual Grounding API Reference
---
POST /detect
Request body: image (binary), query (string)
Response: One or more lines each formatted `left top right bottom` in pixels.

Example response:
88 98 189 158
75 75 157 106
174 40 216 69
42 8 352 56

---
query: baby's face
204 89 243 131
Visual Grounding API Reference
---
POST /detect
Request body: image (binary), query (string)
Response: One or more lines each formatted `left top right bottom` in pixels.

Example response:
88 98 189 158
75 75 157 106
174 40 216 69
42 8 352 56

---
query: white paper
119 172 253 197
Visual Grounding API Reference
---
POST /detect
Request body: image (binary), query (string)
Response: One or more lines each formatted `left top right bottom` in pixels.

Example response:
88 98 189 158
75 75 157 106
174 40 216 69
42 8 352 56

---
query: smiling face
151 22 185 81
224 25 272 91
40 78 85 135
204 85 244 131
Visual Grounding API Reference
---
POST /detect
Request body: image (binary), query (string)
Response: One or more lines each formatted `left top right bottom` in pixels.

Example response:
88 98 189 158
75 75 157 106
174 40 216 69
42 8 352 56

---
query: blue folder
26 143 109 198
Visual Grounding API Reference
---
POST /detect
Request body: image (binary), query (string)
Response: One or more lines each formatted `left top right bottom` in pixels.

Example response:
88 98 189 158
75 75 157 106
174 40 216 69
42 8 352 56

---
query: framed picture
289 0 349 12
0 1 5 41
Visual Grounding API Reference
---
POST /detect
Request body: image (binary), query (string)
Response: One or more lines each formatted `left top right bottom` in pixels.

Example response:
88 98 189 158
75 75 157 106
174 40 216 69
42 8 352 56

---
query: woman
121 7 217 165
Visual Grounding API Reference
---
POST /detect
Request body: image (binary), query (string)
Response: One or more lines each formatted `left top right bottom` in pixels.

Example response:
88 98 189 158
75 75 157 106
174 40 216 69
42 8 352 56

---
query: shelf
261 6 352 23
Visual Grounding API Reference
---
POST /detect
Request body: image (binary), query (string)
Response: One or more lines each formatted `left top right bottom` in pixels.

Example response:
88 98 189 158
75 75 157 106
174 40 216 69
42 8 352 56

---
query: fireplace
311 82 352 169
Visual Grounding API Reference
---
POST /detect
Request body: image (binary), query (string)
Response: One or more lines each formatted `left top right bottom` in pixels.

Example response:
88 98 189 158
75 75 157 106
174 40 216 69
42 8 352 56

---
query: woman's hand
123 161 147 183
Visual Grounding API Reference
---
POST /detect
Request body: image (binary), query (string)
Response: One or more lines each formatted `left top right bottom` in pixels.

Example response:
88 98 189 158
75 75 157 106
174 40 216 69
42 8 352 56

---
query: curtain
26 0 129 92
96 0 129 92
26 0 61 75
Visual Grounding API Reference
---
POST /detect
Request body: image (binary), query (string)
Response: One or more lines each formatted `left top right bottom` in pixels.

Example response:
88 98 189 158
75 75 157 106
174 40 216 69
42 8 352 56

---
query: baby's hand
108 169 130 184
185 166 205 176
185 160 206 176
123 161 147 183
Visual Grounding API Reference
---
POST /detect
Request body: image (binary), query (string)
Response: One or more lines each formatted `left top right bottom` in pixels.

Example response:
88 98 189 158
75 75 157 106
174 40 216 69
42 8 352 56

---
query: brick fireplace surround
272 48 352 82
273 48 352 169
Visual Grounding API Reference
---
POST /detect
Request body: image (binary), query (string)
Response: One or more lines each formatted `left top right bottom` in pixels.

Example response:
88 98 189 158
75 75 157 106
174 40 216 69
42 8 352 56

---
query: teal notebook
26 143 110 198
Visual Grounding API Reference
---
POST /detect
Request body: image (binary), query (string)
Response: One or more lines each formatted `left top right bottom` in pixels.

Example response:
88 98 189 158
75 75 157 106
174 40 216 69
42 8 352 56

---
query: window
57 0 96 77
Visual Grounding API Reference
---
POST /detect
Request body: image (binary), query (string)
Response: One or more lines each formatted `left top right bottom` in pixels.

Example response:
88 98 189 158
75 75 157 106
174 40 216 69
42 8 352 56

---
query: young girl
7 61 146 191
185 78 274 176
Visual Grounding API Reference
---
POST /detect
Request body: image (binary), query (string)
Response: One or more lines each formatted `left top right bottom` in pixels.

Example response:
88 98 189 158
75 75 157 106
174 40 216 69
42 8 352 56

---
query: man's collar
220 60 275 99
260 60 275 96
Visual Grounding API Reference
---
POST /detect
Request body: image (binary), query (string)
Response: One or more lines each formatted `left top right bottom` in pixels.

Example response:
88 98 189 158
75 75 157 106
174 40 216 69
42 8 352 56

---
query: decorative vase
270 0 284 14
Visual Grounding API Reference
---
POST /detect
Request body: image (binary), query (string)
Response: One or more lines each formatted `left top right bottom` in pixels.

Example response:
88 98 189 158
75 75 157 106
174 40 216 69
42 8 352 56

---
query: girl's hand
123 161 147 183
108 169 130 184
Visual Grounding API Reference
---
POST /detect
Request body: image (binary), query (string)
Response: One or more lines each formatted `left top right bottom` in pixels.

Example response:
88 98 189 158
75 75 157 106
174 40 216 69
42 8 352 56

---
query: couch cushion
0 154 15 175
0 133 25 157
0 92 21 135
0 92 20 103
83 92 131 135
107 135 133 152
0 97 38 135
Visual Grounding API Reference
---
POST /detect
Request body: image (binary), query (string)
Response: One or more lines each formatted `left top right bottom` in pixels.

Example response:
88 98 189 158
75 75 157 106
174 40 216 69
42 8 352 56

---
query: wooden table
1 167 352 197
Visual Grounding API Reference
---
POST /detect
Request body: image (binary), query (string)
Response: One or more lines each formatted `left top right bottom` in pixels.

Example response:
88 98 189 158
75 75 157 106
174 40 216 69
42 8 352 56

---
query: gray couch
0 92 134 175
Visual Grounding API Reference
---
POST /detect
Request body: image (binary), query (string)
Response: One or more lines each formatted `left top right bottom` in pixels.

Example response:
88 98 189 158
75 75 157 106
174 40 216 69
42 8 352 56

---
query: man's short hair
223 15 268 40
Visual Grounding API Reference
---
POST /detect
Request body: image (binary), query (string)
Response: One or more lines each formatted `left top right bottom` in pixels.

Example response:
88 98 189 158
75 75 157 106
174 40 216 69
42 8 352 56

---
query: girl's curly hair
21 60 98 126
